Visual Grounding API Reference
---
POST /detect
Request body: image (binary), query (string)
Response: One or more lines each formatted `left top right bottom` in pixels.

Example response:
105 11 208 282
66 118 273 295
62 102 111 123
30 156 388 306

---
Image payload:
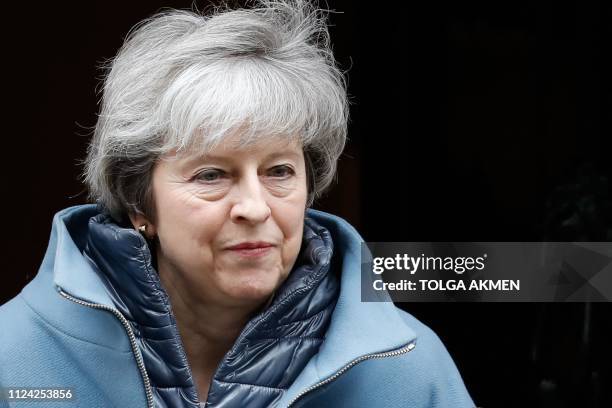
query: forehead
166 132 304 164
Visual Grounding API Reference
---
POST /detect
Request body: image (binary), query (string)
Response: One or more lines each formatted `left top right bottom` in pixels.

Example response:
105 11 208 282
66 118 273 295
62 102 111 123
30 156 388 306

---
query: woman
0 1 473 407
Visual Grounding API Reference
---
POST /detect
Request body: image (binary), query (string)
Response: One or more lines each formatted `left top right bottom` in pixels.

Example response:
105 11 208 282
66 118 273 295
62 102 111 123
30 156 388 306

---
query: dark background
1 1 611 407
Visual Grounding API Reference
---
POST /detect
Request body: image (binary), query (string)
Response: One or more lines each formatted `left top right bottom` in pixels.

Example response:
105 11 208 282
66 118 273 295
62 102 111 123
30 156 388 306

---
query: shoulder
300 306 475 408
381 307 475 407
0 294 39 353
0 293 58 385
0 293 147 407
0 275 133 378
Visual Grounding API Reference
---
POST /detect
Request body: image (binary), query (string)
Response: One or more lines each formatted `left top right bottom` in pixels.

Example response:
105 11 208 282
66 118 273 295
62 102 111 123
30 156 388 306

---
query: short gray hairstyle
83 0 348 223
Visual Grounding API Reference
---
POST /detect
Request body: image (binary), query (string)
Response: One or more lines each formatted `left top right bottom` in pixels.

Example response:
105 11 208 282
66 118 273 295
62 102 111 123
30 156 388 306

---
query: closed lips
227 242 274 250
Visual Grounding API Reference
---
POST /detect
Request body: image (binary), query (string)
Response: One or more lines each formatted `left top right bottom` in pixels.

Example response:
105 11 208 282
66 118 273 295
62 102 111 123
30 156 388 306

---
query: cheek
154 187 227 253
275 200 307 270
155 189 195 236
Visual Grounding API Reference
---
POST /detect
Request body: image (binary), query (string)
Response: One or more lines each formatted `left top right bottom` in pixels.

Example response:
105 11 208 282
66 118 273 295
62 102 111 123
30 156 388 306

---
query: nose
230 172 271 224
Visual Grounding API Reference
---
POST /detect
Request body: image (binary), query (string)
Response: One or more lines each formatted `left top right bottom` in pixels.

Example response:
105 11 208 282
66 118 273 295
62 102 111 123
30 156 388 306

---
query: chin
223 276 282 304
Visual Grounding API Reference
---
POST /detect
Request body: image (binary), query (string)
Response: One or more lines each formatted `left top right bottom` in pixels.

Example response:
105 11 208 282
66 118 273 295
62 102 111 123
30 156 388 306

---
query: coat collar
51 205 115 307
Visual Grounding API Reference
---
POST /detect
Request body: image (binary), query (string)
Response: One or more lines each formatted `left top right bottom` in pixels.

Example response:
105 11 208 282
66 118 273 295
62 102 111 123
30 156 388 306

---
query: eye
267 165 295 178
194 168 226 183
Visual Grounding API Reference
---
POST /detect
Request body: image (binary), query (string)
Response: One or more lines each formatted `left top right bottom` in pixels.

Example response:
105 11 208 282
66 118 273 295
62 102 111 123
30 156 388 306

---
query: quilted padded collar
83 213 339 408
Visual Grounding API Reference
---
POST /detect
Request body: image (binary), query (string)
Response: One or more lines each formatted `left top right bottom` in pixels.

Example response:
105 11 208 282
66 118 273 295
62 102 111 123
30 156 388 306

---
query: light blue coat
0 205 474 407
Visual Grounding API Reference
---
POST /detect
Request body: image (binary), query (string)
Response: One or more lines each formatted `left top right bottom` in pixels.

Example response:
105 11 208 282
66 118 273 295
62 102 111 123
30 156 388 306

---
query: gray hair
83 0 348 223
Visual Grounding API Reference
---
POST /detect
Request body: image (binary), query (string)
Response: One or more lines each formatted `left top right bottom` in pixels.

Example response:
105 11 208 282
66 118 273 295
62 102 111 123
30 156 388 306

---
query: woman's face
145 135 308 307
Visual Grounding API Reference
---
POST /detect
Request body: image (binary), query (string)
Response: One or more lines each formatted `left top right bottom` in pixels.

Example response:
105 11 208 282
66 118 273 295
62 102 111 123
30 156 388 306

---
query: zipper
286 341 416 407
58 289 155 408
